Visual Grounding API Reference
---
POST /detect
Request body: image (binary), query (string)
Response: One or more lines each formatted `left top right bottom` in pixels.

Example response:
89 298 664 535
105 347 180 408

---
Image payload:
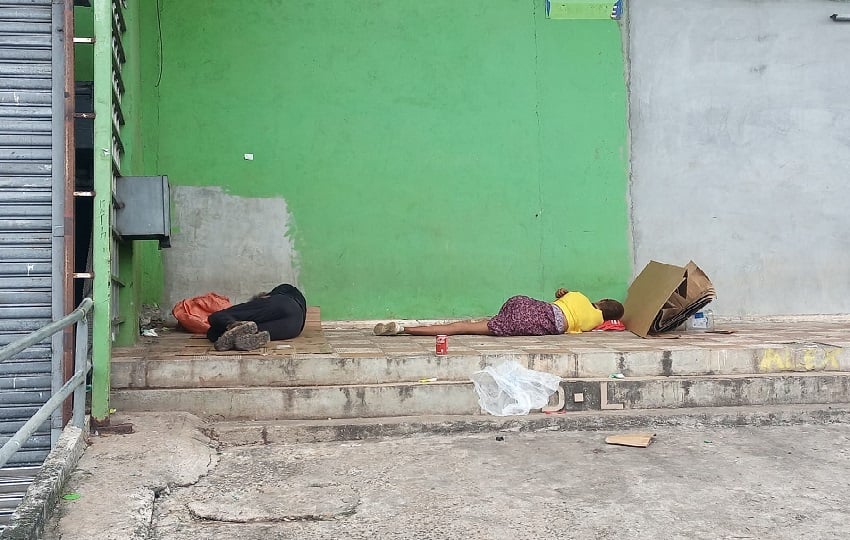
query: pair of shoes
214 321 258 351
234 330 270 351
373 321 404 336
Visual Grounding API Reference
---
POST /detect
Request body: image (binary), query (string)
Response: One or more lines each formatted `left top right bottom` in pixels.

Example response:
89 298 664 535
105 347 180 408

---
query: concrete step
209 403 850 445
110 340 850 389
111 372 850 421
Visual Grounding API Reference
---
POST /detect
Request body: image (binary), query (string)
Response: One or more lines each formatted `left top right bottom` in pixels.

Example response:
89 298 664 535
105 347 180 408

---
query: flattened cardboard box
622 261 716 338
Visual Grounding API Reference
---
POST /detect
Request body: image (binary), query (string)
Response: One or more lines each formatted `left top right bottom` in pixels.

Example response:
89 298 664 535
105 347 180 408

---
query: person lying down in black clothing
206 284 307 351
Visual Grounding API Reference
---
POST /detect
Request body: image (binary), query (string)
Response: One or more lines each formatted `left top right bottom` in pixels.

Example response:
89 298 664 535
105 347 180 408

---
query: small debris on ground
61 493 81 501
605 432 654 448
96 423 135 436
418 377 438 383
139 303 166 332
609 373 625 379
495 436 505 442
142 329 158 337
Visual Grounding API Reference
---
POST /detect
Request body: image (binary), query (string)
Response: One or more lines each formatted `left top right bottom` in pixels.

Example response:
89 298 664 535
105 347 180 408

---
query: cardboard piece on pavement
621 260 716 338
605 433 655 448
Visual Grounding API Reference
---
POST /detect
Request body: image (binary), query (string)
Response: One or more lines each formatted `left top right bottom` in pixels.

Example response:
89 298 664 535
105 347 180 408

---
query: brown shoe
214 321 258 351
234 330 270 351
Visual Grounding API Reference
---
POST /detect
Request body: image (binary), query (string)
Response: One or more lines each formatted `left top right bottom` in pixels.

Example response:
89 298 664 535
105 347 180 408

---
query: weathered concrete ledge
210 403 850 445
112 381 480 420
110 340 850 389
564 371 850 411
112 372 850 421
1 422 87 540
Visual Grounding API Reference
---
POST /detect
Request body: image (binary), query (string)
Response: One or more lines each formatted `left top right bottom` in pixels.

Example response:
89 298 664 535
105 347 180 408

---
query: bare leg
404 319 493 336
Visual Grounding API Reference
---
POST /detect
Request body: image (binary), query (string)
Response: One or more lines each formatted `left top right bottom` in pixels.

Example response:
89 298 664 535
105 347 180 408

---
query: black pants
207 294 306 342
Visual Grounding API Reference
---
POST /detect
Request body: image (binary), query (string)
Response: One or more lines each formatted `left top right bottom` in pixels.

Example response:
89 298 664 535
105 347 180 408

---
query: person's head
595 299 624 321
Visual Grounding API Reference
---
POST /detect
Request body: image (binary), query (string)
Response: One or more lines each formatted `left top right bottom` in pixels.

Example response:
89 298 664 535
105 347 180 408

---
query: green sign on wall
546 0 618 20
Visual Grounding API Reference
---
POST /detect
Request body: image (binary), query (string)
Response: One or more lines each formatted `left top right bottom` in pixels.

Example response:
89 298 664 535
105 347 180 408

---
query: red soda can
435 335 448 356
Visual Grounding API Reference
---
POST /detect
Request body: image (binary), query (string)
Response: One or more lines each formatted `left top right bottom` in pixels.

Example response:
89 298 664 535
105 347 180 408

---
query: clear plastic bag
470 361 562 416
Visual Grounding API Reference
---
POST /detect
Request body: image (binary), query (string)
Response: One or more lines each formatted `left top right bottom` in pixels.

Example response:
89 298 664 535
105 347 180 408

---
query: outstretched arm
554 288 569 300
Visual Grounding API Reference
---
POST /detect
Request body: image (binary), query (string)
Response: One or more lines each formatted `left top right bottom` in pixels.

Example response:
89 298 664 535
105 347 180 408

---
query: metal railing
0 298 93 470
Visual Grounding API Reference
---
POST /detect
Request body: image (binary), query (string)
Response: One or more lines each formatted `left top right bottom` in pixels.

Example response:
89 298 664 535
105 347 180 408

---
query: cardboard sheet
605 432 655 448
622 261 716 338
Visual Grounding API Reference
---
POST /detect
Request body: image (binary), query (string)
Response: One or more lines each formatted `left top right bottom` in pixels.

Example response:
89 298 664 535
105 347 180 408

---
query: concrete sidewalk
110 319 850 421
320 318 850 365
34 321 850 538
44 412 850 540
114 318 850 388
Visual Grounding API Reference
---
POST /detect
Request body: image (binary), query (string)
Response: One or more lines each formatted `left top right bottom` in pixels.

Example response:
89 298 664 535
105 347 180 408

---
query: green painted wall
73 7 93 80
139 0 630 319
75 3 162 345
114 0 142 346
133 0 166 310
119 0 166 318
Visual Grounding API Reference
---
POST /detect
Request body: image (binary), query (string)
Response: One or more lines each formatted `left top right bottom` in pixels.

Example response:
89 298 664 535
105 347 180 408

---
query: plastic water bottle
688 309 715 332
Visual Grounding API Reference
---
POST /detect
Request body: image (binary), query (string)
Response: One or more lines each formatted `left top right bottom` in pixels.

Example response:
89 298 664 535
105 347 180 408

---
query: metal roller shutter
0 0 57 470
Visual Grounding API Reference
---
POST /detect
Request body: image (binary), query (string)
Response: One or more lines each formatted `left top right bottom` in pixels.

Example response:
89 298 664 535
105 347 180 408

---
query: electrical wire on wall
155 0 163 87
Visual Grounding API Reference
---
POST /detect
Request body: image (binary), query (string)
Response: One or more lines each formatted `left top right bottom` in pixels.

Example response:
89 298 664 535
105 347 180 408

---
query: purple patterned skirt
486 295 559 337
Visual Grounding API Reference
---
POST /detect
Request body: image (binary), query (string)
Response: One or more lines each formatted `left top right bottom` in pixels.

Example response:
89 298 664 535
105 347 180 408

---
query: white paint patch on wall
163 186 300 315
628 0 850 316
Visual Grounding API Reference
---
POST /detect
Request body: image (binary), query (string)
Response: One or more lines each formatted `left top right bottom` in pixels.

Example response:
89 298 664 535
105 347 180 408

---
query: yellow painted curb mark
759 345 842 372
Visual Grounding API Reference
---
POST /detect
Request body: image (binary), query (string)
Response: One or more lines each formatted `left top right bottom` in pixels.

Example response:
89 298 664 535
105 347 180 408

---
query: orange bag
171 292 232 334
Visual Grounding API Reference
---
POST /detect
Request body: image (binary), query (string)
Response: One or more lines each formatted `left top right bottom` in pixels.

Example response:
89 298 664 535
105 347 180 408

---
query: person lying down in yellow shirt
373 289 624 337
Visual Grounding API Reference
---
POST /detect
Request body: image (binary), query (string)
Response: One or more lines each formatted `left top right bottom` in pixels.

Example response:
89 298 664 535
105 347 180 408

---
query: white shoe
373 321 404 336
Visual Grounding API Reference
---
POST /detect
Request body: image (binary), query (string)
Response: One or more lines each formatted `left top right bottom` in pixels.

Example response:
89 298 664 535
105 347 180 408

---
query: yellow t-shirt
552 291 603 334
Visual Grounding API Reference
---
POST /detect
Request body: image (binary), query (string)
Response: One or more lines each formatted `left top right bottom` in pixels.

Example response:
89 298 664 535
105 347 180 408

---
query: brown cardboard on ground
605 433 655 448
621 261 716 338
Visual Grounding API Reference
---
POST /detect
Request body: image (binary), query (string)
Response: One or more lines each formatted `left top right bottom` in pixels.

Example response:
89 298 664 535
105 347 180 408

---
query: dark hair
596 299 624 321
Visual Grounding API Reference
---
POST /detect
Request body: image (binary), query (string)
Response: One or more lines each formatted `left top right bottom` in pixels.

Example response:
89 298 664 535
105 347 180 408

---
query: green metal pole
90 0 114 422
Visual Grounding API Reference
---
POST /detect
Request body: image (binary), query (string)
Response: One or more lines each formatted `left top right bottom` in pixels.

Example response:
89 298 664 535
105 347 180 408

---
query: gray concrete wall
628 0 850 316
163 186 300 317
